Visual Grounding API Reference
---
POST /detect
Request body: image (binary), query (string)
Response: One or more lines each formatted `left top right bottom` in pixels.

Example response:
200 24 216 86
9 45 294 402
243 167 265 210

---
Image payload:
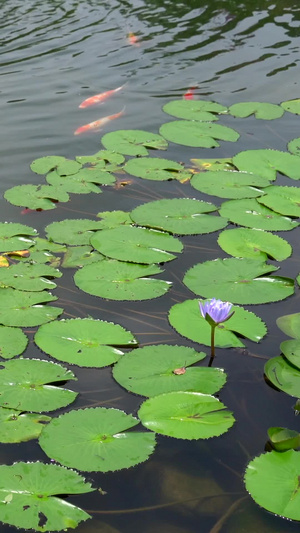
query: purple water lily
199 298 234 325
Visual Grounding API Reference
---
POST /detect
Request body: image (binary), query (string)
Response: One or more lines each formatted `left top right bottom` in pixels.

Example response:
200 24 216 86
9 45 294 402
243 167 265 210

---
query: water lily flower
199 298 234 363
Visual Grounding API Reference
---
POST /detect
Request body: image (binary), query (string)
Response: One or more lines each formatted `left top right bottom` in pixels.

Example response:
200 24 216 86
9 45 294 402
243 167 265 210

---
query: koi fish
79 84 126 109
74 107 125 135
183 87 197 100
127 32 140 46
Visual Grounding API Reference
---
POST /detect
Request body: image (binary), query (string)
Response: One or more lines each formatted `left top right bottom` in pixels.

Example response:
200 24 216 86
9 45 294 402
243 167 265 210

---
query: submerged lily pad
0 462 93 532
35 318 137 368
39 407 156 472
101 130 168 156
217 228 292 261
183 258 294 304
169 299 266 348
163 100 227 120
0 326 28 359
160 120 239 148
233 149 300 181
0 289 63 327
0 408 51 443
124 157 191 182
280 340 300 370
90 226 183 264
45 219 105 246
113 344 226 396
0 358 77 412
130 198 228 235
74 259 171 300
228 102 284 120
4 185 70 210
190 170 269 199
264 356 300 397
257 185 300 217
0 263 62 291
245 450 300 521
0 223 37 252
138 392 235 439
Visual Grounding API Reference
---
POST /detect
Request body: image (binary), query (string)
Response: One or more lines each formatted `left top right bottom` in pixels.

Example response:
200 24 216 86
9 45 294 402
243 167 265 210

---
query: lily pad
163 100 226 121
287 137 300 156
130 198 228 235
0 326 28 359
160 120 239 148
0 222 37 252
35 318 137 368
168 299 266 348
101 130 168 156
0 263 62 291
62 246 103 268
124 157 191 182
245 450 300 521
0 288 63 327
46 167 115 194
190 170 269 199
76 149 125 165
0 358 77 412
39 407 157 472
233 149 300 181
217 228 292 261
190 157 234 171
74 259 171 300
228 102 284 120
96 210 132 229
257 185 300 217
90 226 183 264
183 257 294 304
281 98 300 115
277 313 300 339
0 408 51 443
4 185 70 210
219 198 299 231
138 392 235 439
0 462 93 532
45 219 105 246
264 356 300 397
280 340 300 370
268 427 300 452
113 344 226 396
30 156 69 175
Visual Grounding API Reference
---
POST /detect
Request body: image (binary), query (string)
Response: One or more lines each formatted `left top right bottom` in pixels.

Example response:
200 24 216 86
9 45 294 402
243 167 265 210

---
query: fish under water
79 84 126 108
127 32 140 46
183 86 197 100
74 107 125 135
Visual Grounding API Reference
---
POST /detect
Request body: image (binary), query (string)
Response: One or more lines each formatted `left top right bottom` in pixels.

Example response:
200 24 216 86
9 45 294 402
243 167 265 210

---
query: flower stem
211 325 216 359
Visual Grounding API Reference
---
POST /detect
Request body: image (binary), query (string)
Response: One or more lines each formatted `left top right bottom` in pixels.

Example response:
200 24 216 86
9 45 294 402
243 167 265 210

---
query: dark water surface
2 1 300 532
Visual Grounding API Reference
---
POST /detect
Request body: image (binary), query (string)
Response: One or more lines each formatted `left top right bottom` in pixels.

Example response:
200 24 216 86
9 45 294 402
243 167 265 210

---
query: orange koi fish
183 86 197 100
74 107 125 135
79 84 126 109
127 32 140 46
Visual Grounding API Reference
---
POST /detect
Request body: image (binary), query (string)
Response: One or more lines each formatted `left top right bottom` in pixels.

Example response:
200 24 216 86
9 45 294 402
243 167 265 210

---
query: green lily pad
4 185 70 210
101 130 168 156
0 288 63 327
280 340 300 370
124 157 191 182
96 210 132 229
277 313 300 339
45 219 105 246
55 159 82 176
168 299 266 348
0 408 51 443
90 226 183 264
268 427 300 452
183 257 294 304
264 356 300 397
163 99 227 120
46 167 115 194
233 149 300 181
228 102 284 120
30 156 69 175
257 185 300 217
113 344 226 396
76 149 125 165
245 450 300 521
0 462 93 532
35 318 137 368
217 228 292 261
39 407 157 472
190 170 269 199
0 223 37 252
219 198 299 231
130 198 228 235
190 157 234 172
62 245 103 268
0 263 62 291
138 392 235 439
160 120 239 148
0 358 77 412
33 238 67 254
74 259 171 300
0 326 28 359
281 98 300 115
287 137 300 156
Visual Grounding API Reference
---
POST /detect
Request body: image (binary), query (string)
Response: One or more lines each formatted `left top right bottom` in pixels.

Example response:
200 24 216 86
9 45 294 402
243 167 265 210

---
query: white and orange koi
79 84 126 109
183 86 197 100
127 32 140 46
74 107 125 135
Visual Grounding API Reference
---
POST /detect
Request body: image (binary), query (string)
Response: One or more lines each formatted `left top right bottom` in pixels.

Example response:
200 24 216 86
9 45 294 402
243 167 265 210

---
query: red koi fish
79 84 126 109
183 87 197 100
127 32 140 46
74 107 125 135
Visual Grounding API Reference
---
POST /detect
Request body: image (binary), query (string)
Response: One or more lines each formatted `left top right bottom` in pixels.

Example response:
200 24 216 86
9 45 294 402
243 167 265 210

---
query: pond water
2 1 300 532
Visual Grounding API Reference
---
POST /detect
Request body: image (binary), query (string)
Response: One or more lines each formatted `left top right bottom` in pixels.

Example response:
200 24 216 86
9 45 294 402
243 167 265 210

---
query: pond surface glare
1 0 300 532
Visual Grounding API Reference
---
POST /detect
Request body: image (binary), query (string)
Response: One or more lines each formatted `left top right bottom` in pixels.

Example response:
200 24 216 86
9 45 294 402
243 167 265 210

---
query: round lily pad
233 149 300 181
245 450 300 521
281 98 300 115
280 340 300 370
76 149 125 165
39 407 157 472
4 185 70 210
217 228 292 261
35 318 137 368
61 245 103 268
0 222 37 252
138 392 235 439
0 326 28 359
264 356 300 397
0 263 62 291
30 155 69 174
0 289 63 327
96 210 132 229
190 170 270 199
287 137 300 156
45 219 106 246
74 259 171 300
228 102 284 120
0 358 77 412
46 167 115 194
0 408 51 443
101 130 168 156
124 157 191 182
257 185 300 217
130 198 228 235
113 344 226 396
277 312 300 339
0 461 93 532
160 120 239 148
163 100 227 120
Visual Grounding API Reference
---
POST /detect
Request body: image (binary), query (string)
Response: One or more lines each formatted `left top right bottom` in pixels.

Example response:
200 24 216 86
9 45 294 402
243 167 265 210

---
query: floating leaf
0 326 28 359
191 157 234 171
168 299 266 348
219 198 299 231
46 167 115 194
39 407 156 472
96 210 132 229
268 427 300 452
101 130 168 156
233 149 300 181
190 170 269 199
163 100 226 121
30 156 68 175
228 102 284 120
217 228 292 261
113 344 227 396
62 246 103 268
90 226 183 264
4 185 69 210
160 120 239 148
257 185 300 217
0 288 63 327
76 149 125 165
0 462 93 532
0 408 51 443
264 356 300 397
74 259 171 300
55 159 82 176
277 313 300 339
130 198 228 235
35 318 137 368
287 137 300 156
33 238 67 253
245 450 300 521
281 98 300 115
183 257 294 304
0 358 77 412
280 340 300 370
45 219 105 246
0 222 37 252
124 157 191 182
138 392 235 439
0 263 62 291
